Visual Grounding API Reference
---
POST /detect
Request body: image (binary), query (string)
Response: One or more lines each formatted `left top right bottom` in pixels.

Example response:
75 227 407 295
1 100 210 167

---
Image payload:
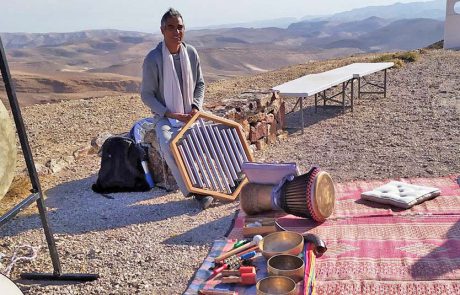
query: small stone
255 138 267 150
90 131 113 154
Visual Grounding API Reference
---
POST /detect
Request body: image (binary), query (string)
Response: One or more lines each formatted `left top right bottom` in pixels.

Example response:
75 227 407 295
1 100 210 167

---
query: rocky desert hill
0 0 445 107
0 46 459 294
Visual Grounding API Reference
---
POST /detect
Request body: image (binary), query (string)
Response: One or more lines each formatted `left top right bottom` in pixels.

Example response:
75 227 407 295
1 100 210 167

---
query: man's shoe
195 195 214 210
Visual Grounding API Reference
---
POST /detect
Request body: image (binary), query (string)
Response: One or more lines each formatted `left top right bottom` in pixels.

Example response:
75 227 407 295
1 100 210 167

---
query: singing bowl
256 276 297 295
258 231 304 259
267 254 305 283
0 100 17 201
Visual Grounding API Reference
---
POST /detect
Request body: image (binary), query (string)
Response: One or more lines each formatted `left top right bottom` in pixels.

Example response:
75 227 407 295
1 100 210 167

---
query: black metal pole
0 36 63 276
0 37 98 281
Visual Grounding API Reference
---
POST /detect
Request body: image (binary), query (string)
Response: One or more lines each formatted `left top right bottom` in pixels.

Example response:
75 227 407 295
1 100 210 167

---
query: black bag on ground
92 136 151 193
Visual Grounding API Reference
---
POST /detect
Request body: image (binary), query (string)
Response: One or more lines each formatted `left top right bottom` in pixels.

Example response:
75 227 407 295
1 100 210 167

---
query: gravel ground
0 49 459 294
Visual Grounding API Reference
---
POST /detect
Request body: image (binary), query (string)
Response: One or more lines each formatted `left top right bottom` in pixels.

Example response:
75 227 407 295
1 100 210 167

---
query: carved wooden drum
240 166 336 222
279 166 335 222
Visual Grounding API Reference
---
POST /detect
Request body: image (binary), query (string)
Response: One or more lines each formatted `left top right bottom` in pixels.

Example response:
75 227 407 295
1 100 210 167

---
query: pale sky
0 0 433 33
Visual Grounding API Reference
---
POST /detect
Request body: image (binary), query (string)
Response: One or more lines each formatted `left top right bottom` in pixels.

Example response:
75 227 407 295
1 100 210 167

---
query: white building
444 0 460 49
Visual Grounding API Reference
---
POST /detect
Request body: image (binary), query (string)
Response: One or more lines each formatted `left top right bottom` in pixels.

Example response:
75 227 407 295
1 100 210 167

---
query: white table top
272 62 394 97
337 62 394 78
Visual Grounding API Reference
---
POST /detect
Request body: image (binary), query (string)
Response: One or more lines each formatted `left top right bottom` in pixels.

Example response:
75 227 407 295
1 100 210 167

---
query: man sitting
140 8 213 209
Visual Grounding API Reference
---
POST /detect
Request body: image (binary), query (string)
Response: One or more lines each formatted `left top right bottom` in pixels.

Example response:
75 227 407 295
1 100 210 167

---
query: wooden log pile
213 91 288 151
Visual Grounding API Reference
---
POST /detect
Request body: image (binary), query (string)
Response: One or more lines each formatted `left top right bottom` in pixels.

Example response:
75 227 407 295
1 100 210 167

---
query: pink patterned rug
230 175 460 294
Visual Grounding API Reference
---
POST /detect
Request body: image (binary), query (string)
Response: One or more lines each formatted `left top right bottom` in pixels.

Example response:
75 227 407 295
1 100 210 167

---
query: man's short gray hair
161 8 183 27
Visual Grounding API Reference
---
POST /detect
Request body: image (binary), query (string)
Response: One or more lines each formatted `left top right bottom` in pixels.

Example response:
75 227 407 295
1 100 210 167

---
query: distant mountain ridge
318 0 445 22
194 0 445 29
1 30 153 49
0 0 446 105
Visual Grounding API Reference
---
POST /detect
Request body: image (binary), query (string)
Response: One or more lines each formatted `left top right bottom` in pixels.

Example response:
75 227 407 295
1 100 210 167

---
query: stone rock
275 101 286 130
34 163 51 175
267 123 277 144
249 121 268 143
247 112 266 124
255 138 267 151
90 131 113 155
277 130 289 141
144 130 178 191
73 146 92 159
46 156 75 174
266 113 275 124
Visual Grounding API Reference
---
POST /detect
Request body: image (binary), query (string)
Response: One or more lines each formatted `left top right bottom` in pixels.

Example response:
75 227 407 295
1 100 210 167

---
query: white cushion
361 181 441 209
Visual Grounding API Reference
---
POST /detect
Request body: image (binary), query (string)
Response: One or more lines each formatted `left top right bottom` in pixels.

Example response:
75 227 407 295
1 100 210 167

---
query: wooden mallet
214 235 262 263
221 266 255 277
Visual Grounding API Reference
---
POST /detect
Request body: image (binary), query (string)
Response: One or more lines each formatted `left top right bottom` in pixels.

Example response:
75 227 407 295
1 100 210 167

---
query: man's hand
165 108 199 123
167 112 191 122
189 108 199 116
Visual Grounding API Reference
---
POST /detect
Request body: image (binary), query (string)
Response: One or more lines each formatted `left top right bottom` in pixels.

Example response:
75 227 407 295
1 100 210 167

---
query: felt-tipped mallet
214 235 262 263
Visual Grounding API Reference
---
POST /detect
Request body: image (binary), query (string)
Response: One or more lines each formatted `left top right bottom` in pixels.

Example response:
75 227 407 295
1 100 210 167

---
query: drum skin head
0 100 16 201
312 171 335 220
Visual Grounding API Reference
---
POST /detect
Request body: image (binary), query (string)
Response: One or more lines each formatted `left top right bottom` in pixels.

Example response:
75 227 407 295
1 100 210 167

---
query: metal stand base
21 272 99 281
1 36 99 282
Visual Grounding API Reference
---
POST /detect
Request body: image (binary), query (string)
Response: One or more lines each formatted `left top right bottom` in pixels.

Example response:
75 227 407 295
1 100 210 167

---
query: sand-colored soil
0 49 458 294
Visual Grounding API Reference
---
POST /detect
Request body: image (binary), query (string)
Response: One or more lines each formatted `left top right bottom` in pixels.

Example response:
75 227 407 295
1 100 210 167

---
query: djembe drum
240 167 335 222
279 166 335 222
170 111 254 202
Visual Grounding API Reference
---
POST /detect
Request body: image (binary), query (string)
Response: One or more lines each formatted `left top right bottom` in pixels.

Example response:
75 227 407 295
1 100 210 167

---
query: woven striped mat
186 175 460 295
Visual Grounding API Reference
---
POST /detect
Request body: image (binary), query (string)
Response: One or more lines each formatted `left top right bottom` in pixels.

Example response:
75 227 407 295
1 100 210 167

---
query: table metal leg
323 90 326 107
384 69 387 98
351 78 354 112
300 96 304 134
314 94 317 113
358 77 361 99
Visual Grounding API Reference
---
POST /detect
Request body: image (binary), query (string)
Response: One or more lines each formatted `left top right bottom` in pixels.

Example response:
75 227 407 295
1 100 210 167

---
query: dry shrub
372 51 420 68
395 51 419 62
0 174 32 215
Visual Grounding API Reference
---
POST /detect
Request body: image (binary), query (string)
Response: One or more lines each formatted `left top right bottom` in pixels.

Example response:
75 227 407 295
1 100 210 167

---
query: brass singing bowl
267 254 305 283
256 276 297 295
258 231 304 259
